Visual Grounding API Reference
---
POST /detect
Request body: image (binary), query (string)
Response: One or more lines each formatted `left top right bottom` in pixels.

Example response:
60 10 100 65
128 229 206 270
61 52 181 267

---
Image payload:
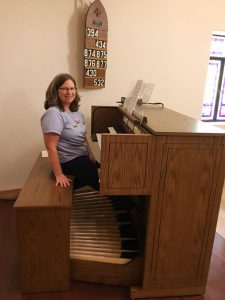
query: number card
83 0 108 89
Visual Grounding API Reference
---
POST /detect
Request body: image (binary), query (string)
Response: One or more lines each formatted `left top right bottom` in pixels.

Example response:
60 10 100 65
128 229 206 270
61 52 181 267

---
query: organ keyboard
14 105 225 299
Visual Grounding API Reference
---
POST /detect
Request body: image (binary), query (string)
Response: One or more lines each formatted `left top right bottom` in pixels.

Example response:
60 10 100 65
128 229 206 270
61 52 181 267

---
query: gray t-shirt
41 107 88 163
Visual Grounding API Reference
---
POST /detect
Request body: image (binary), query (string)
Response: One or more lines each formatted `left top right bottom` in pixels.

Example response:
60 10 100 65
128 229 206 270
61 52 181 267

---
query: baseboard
0 189 21 200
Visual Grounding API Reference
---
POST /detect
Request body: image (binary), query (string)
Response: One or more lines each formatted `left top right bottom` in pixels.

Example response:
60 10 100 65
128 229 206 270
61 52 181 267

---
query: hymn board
83 0 108 88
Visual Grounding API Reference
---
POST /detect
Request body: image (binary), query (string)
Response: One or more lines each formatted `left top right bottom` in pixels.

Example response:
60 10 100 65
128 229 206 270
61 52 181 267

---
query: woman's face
58 79 76 108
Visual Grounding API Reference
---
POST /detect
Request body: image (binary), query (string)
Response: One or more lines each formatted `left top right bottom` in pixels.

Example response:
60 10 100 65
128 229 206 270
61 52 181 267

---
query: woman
41 73 99 190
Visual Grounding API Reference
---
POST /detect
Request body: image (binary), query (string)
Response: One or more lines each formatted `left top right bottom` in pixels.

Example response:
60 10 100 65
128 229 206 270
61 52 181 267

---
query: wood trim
0 189 21 200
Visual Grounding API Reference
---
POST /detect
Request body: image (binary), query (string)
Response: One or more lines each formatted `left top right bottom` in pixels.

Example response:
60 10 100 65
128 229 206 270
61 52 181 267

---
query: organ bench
14 105 225 299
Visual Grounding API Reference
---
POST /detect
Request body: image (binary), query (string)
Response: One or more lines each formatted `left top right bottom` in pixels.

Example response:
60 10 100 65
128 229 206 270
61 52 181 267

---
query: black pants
61 155 100 190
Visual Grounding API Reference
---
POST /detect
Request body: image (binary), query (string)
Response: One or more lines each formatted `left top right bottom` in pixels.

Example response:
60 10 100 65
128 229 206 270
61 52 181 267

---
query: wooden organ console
14 105 225 299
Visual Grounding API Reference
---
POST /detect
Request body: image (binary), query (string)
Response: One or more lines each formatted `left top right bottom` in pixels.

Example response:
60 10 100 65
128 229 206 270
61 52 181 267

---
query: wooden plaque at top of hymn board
83 0 108 89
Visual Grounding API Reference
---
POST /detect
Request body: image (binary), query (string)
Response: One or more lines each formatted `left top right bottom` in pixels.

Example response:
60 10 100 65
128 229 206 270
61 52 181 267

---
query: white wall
1 0 225 190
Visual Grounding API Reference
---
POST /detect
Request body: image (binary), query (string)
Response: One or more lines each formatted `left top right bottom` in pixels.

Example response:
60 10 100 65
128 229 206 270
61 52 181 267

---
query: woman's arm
43 133 72 187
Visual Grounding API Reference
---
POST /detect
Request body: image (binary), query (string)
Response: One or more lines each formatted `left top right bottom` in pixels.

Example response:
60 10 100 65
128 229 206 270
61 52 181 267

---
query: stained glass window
217 70 225 119
201 61 220 120
210 35 225 57
201 32 225 121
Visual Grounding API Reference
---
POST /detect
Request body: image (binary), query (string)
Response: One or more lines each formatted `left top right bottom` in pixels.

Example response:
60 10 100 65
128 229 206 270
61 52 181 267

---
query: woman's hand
43 133 71 187
55 173 72 187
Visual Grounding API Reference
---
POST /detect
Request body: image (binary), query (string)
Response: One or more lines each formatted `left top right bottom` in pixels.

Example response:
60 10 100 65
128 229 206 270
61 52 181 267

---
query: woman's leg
61 156 100 190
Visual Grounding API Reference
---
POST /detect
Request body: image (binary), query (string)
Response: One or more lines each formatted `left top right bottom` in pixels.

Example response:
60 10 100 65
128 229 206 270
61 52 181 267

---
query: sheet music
139 82 155 103
123 80 155 113
129 79 143 98
123 80 143 114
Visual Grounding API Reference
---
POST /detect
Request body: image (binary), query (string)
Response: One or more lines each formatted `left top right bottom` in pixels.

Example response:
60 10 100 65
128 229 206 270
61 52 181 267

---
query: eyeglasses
58 87 76 92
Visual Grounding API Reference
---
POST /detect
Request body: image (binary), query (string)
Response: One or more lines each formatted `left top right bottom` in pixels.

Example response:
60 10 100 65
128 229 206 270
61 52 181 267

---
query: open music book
123 80 155 114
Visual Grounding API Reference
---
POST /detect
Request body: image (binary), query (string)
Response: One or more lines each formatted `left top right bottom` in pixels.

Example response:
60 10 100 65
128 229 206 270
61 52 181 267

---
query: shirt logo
72 120 81 128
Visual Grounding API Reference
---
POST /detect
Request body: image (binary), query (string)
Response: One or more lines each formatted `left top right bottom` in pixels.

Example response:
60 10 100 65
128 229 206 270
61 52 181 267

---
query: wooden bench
14 154 72 293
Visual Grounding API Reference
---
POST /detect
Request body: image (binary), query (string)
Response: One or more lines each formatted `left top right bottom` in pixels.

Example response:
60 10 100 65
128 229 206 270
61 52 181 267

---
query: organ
14 104 225 299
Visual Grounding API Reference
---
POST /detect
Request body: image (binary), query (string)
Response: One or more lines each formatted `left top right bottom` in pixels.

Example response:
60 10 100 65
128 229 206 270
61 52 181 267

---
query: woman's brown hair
44 73 80 112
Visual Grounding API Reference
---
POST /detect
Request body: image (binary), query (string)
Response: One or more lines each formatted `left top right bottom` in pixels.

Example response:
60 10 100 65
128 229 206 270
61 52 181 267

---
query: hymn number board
83 0 108 89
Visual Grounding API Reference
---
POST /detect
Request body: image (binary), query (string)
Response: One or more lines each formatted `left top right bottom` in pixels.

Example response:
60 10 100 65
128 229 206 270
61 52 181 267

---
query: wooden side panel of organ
100 134 154 195
131 136 225 299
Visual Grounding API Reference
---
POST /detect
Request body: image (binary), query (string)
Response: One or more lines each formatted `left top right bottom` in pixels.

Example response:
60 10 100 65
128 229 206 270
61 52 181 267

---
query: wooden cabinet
14 105 225 298
91 106 225 298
